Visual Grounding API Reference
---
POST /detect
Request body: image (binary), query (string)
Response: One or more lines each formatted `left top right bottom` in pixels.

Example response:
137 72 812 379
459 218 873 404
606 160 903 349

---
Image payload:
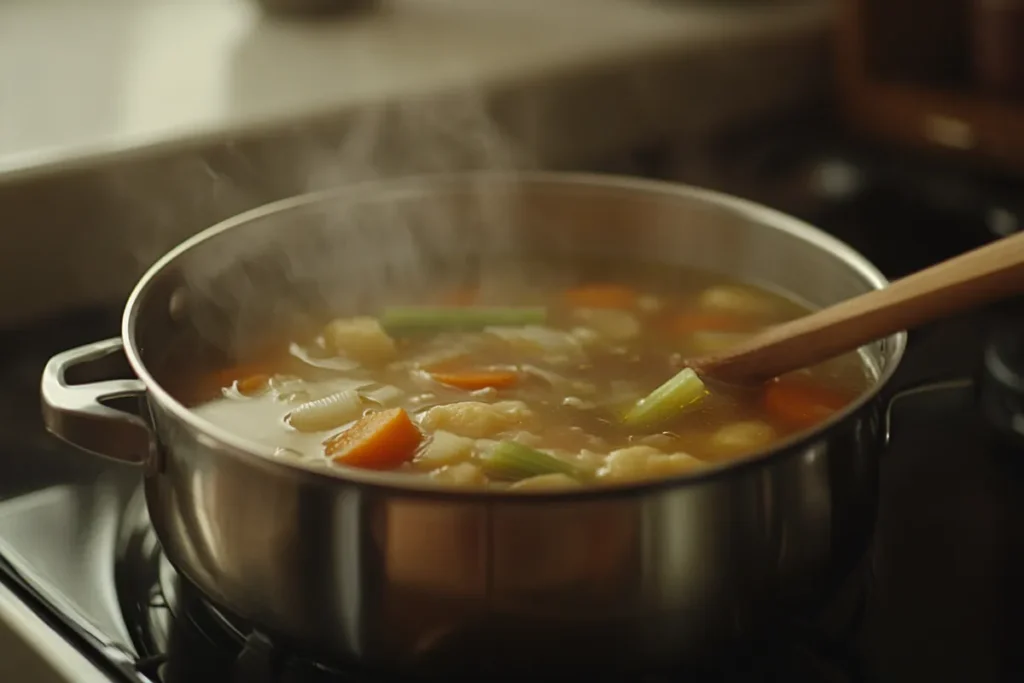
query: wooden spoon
689 230 1024 385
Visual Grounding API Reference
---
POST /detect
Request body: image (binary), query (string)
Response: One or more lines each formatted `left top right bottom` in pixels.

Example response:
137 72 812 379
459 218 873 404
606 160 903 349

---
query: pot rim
122 171 906 501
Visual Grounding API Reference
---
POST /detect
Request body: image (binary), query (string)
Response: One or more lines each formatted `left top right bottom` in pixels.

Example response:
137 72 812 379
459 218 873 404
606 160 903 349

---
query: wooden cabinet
837 0 1024 174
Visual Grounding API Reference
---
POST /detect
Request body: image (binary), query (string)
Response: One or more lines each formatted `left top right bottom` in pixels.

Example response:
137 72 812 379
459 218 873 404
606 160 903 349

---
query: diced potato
509 473 581 492
599 446 659 479
598 445 706 482
416 430 476 467
709 421 776 453
323 317 397 365
418 400 533 439
430 462 488 487
571 308 640 342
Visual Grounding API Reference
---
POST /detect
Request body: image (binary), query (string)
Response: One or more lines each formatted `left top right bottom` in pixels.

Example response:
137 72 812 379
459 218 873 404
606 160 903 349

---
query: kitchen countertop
0 0 832 328
0 0 831 184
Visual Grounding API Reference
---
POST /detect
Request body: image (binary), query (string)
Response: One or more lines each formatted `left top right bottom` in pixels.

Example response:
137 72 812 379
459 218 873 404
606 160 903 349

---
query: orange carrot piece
235 374 271 396
670 312 748 335
429 369 520 390
193 362 275 400
763 379 852 429
324 407 423 469
563 284 636 310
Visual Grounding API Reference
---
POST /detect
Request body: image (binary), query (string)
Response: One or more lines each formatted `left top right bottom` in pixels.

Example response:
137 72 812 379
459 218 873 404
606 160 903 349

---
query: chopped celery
379 306 546 334
622 368 707 428
481 441 582 481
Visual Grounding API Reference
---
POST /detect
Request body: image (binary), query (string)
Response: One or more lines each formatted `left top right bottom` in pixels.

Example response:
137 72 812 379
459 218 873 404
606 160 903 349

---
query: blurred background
1 1 1024 682
3 0 1021 327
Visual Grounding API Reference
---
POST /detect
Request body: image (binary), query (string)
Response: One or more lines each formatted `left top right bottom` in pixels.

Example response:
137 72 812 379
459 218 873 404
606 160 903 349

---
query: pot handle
41 337 153 467
884 377 974 447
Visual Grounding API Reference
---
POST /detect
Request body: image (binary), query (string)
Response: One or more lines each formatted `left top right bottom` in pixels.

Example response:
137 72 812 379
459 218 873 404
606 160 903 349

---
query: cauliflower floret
599 445 706 482
323 317 397 365
418 400 532 439
430 462 488 488
415 430 476 467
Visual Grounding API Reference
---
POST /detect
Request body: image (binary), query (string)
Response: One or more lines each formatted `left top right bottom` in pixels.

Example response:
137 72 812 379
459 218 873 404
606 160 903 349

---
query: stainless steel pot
40 173 905 678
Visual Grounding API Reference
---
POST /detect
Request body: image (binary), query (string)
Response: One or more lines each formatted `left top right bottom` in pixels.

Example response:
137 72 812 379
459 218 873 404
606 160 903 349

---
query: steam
101 88 552 356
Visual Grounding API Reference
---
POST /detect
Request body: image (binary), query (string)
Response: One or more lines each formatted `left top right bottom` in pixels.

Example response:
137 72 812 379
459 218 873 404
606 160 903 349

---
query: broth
184 261 873 491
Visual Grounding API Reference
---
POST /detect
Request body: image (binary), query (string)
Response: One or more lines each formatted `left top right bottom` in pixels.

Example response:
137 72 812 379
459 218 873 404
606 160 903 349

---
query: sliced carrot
563 284 636 310
192 362 275 401
235 374 271 396
670 312 748 335
324 407 423 469
429 369 520 390
763 378 853 429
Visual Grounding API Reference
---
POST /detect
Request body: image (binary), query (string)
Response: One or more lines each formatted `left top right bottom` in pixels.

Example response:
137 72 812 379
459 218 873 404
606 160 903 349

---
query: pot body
42 173 902 678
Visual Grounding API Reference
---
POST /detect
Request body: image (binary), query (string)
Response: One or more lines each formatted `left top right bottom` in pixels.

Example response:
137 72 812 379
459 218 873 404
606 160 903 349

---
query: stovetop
2 162 1024 682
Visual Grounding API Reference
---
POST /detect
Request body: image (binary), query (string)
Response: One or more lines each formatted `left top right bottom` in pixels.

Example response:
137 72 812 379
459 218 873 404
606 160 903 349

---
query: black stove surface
2 165 1024 682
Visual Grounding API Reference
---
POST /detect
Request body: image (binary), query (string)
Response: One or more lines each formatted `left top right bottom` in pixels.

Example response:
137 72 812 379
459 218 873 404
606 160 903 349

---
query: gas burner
115 489 871 683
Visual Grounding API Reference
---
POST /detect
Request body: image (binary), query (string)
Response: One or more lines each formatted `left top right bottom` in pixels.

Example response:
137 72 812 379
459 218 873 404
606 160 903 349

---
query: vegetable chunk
598 446 706 482
418 400 533 438
481 441 583 481
623 368 707 427
188 262 870 491
325 408 422 469
324 317 397 365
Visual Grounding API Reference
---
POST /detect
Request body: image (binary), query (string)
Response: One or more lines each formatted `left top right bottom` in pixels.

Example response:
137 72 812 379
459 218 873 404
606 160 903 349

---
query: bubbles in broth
181 260 872 492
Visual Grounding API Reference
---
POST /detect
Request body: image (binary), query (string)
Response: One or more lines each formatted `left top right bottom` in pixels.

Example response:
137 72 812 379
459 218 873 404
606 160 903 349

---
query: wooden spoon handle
693 230 1024 385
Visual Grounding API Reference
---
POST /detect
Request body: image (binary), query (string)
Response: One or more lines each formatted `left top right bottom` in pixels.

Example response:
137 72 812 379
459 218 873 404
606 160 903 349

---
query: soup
186 262 872 492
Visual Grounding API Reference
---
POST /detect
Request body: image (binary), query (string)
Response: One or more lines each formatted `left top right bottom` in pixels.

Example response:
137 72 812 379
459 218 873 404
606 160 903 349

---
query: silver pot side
45 173 904 677
145 396 881 676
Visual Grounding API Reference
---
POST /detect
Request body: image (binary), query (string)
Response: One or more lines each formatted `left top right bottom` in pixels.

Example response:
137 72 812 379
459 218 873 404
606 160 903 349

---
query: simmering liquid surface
185 261 873 491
